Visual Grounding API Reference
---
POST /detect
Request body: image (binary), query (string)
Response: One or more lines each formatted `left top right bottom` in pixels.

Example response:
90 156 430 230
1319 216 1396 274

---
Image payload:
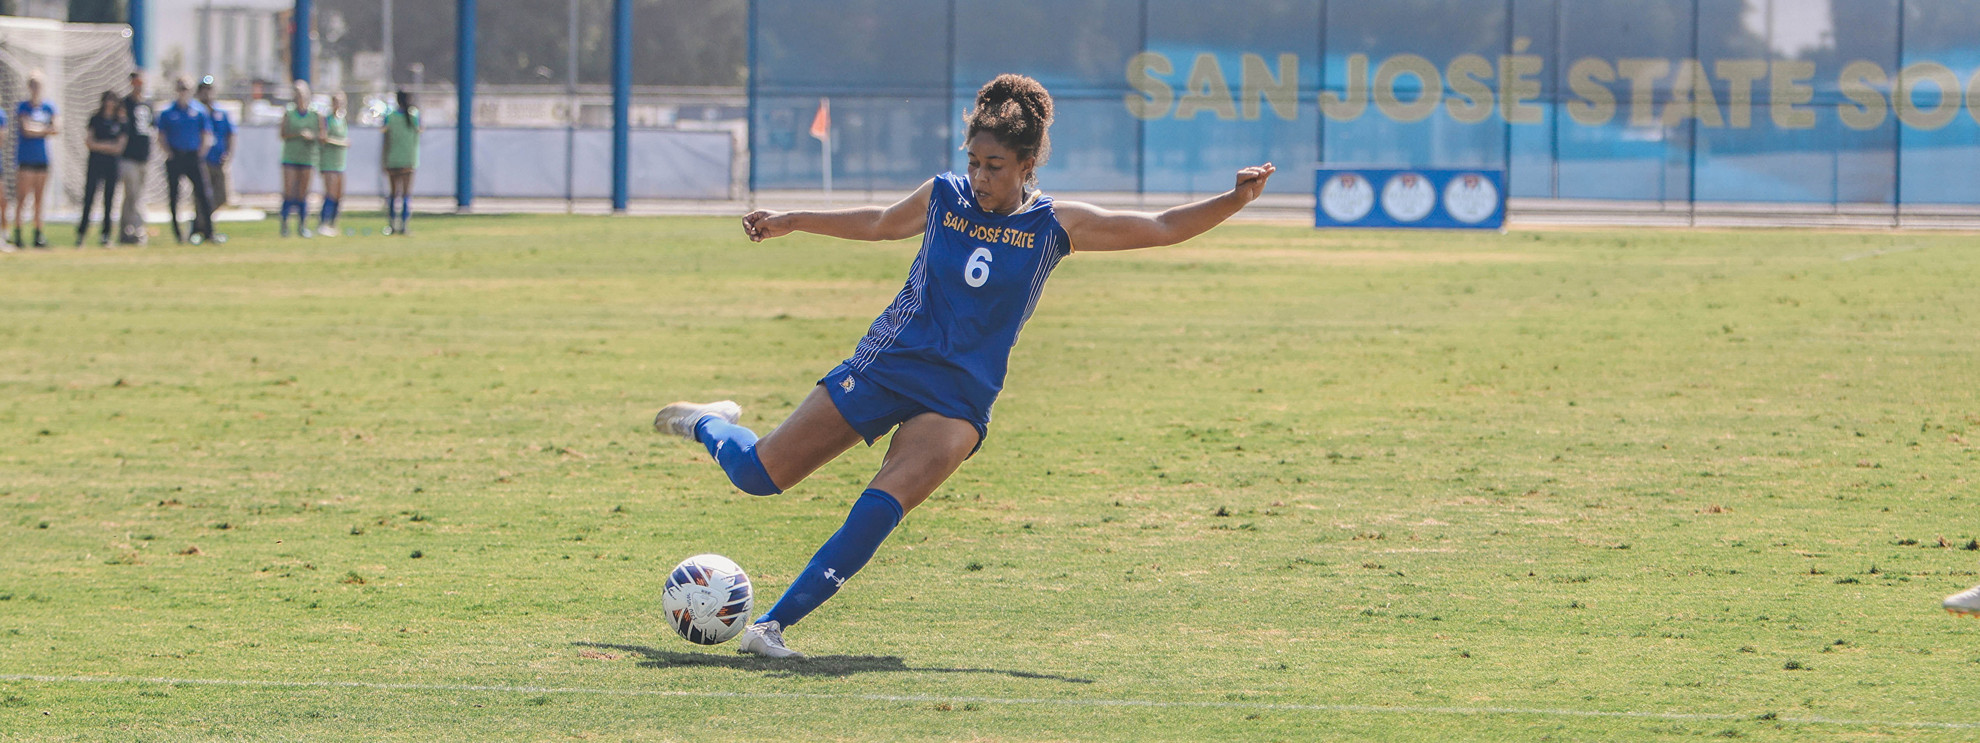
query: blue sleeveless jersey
844 172 1072 425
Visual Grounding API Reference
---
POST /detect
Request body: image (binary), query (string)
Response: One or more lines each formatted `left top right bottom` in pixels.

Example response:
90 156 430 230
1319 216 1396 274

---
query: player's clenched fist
1233 163 1276 203
741 210 793 242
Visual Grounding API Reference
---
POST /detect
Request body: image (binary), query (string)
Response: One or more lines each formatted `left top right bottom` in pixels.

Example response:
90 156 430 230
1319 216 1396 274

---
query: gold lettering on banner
1176 53 1238 120
1125 51 1175 120
1896 62 1961 130
1500 37 1544 124
1566 58 1617 126
1661 60 1723 128
1838 60 1889 130
1617 58 1670 127
1118 48 1975 130
1320 53 1370 121
1970 69 1980 126
1714 60 1767 128
1770 60 1817 129
1241 53 1299 121
1374 54 1441 123
1445 54 1495 124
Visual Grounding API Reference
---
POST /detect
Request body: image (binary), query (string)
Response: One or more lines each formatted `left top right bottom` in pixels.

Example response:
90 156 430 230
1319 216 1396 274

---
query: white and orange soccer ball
662 554 754 645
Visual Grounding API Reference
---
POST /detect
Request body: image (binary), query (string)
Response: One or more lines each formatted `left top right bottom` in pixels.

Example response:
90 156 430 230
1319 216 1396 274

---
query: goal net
0 17 143 220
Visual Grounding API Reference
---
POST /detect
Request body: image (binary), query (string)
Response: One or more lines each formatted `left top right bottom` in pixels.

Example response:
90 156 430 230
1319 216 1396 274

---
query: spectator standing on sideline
78 91 127 247
118 71 156 245
13 72 59 249
315 93 349 237
382 89 422 235
156 76 217 245
197 78 234 210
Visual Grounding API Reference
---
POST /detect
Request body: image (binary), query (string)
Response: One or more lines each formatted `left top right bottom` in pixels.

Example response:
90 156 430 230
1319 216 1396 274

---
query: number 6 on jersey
964 247 994 287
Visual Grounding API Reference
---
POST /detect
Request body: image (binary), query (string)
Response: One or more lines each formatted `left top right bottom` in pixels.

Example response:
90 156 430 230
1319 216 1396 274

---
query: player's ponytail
965 74 1054 184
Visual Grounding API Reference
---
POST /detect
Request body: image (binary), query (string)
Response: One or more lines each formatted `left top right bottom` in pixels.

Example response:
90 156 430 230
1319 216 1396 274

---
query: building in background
11 0 66 19
147 0 292 96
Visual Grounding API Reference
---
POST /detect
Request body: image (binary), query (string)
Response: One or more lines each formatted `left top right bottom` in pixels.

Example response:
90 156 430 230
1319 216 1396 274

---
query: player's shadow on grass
574 642 1093 684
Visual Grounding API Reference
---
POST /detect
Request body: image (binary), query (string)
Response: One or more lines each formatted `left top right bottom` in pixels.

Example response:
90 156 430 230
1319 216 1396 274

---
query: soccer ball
662 553 754 645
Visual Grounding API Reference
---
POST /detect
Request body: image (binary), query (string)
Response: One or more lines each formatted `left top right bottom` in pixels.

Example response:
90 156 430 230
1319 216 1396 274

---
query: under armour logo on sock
822 568 846 587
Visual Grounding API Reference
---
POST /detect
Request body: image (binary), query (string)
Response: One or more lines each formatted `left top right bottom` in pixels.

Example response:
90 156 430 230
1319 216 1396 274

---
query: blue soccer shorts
817 363 987 456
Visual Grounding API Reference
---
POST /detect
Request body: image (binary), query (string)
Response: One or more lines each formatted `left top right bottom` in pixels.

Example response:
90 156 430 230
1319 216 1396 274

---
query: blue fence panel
751 0 1980 207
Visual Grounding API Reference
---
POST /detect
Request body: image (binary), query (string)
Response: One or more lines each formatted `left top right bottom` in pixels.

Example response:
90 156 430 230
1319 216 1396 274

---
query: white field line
2 674 1975 730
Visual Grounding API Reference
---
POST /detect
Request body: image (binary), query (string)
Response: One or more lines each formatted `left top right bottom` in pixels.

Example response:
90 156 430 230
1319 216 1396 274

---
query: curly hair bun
966 74 1055 176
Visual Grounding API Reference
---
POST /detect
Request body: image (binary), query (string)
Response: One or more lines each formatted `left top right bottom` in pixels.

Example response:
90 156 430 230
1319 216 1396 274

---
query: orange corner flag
809 98 831 141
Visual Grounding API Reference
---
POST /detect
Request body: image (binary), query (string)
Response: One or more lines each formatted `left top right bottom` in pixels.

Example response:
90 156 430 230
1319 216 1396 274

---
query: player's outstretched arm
742 179 934 243
1057 163 1275 252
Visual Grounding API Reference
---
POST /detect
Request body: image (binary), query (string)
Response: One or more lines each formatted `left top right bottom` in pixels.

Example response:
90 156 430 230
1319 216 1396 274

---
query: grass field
1 214 1976 741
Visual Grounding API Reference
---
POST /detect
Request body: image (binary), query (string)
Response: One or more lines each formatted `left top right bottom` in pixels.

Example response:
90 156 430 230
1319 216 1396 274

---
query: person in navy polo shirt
155 76 218 245
197 77 234 210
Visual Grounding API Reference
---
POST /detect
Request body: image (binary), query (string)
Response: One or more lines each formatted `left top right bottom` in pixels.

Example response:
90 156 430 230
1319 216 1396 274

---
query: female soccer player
13 72 58 249
653 74 1275 658
315 93 350 237
278 79 322 238
381 90 422 236
78 91 127 247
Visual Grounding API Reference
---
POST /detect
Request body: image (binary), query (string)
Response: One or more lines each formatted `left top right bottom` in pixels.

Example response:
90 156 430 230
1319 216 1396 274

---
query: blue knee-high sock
760 489 904 628
399 196 412 228
320 198 339 227
385 197 398 227
694 417 782 496
279 200 292 227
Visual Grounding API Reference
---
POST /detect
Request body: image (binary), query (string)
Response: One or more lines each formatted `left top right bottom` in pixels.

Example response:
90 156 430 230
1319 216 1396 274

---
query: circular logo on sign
1320 173 1375 223
1443 173 1500 224
1381 173 1436 223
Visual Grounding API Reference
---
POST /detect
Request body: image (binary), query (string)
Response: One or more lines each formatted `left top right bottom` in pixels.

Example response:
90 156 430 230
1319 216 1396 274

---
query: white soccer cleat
736 620 804 659
653 400 742 441
1947 585 1980 616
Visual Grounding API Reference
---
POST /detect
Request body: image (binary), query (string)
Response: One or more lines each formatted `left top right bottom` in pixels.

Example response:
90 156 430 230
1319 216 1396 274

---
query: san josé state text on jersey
846 173 1071 425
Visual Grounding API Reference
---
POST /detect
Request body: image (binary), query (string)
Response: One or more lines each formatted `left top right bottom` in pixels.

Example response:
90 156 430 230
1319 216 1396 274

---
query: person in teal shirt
278 79 322 237
315 93 349 237
381 89 422 235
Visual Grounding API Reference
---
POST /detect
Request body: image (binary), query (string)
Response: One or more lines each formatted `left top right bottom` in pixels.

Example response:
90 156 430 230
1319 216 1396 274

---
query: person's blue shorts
818 363 987 456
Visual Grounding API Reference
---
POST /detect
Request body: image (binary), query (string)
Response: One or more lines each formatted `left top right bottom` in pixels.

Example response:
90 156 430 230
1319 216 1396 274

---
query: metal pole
1502 0 1512 192
1688 0 1699 227
746 0 757 202
130 0 148 68
457 0 476 211
199 1 213 79
292 0 312 82
1135 0 1146 205
381 0 394 88
612 0 631 213
1893 0 1905 228
566 0 578 212
1551 0 1562 198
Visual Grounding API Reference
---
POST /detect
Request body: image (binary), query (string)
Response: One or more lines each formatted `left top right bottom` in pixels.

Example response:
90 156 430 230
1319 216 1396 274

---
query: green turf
1 214 1976 741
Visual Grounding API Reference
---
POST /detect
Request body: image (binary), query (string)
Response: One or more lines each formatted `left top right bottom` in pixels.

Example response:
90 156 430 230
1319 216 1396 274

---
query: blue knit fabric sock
321 198 339 228
759 489 904 628
694 417 781 496
399 197 412 229
385 197 397 228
